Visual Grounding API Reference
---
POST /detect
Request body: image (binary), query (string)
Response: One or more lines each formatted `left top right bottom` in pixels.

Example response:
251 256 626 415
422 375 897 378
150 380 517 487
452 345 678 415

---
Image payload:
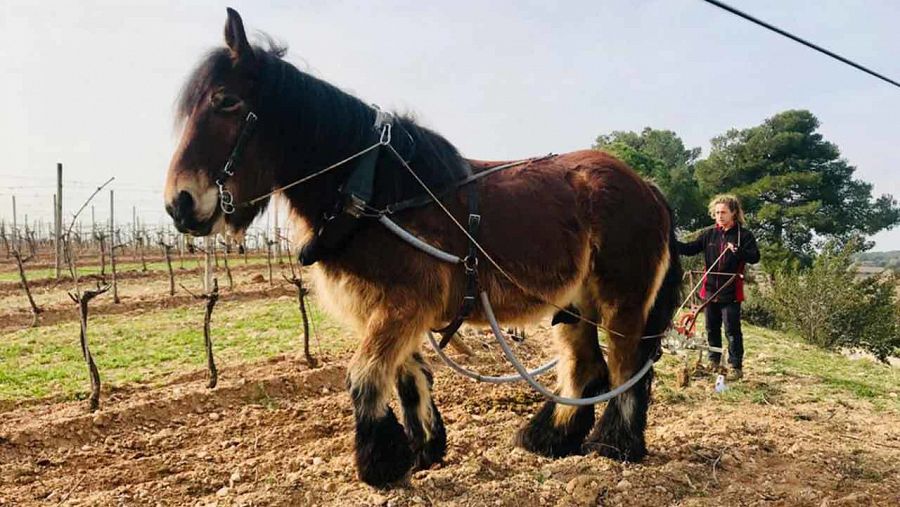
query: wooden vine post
182 279 221 388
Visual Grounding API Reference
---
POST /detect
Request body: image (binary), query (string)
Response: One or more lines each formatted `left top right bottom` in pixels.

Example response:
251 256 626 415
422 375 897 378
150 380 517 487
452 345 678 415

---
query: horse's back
479 148 671 288
471 149 666 224
469 149 652 190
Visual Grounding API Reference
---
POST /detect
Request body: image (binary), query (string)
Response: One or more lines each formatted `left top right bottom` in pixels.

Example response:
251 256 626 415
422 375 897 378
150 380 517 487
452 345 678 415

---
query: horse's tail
642 185 683 358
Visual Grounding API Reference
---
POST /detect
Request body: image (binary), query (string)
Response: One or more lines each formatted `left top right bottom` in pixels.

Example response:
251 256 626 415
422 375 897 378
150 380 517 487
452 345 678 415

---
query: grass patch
746 325 898 410
716 380 781 405
654 383 691 405
0 295 348 401
656 323 899 412
3 300 897 413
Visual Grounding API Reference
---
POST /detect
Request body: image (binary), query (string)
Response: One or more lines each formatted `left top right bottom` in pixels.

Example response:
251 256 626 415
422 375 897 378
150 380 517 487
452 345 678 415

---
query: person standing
677 194 760 380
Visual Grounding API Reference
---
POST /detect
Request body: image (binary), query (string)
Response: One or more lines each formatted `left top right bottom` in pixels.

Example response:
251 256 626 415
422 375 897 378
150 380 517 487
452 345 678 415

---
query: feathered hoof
412 403 447 470
355 409 415 487
583 424 647 462
514 400 593 458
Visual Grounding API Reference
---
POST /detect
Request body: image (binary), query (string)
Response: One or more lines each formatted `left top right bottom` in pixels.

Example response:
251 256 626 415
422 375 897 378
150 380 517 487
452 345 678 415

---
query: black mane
177 42 470 213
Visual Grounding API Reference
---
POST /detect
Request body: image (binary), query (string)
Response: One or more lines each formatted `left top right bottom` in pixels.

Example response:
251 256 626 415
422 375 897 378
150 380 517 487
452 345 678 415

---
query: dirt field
1 336 898 506
1 259 898 506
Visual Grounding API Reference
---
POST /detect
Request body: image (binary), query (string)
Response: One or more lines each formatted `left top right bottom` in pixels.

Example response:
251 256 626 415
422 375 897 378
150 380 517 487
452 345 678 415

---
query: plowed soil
1 334 898 507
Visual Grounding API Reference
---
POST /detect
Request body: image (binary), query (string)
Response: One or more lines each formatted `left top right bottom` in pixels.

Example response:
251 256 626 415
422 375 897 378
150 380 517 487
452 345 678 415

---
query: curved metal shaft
379 215 462 264
480 291 654 406
426 332 557 383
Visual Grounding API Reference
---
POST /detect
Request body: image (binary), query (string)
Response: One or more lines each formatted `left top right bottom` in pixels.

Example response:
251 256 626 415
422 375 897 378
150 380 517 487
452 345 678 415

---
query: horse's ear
224 8 255 66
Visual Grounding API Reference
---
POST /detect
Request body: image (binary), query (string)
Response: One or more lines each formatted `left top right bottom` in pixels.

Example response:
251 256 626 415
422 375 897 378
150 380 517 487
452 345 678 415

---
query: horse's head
165 8 272 237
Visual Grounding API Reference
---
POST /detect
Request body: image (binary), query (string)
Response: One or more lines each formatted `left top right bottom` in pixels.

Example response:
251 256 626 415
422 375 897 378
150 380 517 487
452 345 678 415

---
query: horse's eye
213 94 242 112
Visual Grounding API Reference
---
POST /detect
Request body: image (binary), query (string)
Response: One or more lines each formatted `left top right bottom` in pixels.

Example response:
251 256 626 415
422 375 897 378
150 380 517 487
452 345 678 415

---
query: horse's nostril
174 191 194 220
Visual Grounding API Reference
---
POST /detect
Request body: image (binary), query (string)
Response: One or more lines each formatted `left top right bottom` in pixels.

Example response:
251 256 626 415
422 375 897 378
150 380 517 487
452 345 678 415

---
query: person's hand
726 242 737 253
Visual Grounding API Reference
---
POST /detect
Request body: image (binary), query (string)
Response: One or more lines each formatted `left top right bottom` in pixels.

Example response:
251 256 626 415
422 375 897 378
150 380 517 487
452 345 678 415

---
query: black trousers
704 301 744 369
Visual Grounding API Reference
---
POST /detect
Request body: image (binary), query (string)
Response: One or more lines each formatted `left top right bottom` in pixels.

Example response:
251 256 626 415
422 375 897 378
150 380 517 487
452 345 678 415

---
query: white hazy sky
1 0 898 249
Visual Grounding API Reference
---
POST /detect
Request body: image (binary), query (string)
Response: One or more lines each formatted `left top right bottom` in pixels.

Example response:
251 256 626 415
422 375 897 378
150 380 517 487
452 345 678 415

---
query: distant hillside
855 250 900 268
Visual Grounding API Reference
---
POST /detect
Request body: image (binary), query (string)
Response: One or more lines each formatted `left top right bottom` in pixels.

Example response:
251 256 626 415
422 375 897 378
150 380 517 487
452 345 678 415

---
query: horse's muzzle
166 190 214 236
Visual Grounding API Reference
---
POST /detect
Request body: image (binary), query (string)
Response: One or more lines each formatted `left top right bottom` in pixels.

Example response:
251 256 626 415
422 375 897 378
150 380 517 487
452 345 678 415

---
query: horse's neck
263 64 386 225
278 171 336 227
270 122 367 225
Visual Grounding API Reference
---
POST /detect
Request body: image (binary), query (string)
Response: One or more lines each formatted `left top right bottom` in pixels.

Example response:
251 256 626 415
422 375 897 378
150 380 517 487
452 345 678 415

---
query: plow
662 269 739 387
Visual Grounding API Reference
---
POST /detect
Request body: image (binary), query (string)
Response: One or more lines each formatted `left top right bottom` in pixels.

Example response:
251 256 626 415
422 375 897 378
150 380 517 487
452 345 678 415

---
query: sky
1 0 898 249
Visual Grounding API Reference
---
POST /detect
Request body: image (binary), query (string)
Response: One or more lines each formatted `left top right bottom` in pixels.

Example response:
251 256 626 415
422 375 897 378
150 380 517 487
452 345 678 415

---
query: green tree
694 110 900 265
593 128 707 230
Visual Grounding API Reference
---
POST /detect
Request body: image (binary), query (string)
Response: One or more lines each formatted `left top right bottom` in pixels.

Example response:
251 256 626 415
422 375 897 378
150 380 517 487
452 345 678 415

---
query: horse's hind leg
349 305 428 486
582 216 676 462
397 351 447 469
515 289 608 457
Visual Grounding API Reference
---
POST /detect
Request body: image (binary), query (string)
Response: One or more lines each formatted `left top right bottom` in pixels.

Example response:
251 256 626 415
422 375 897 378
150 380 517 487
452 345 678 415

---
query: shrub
742 284 777 328
767 241 900 362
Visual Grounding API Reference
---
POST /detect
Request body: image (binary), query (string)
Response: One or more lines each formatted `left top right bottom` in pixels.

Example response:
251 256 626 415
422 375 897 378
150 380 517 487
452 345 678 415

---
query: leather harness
215 108 551 348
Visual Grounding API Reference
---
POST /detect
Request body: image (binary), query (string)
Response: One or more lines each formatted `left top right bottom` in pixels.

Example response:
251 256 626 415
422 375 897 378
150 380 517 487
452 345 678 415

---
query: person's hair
708 194 745 225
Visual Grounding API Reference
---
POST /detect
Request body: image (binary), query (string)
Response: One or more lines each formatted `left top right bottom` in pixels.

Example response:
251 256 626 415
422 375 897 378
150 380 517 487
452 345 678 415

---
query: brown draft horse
164 9 682 487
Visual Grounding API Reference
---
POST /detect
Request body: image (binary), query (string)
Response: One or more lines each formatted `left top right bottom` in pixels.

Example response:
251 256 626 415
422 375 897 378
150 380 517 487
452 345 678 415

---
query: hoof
584 420 647 462
515 401 593 458
414 402 447 470
355 409 415 487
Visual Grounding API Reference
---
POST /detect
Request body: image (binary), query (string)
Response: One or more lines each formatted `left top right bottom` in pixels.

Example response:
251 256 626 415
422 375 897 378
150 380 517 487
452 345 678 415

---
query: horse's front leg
584 311 653 462
348 306 428 487
397 351 446 470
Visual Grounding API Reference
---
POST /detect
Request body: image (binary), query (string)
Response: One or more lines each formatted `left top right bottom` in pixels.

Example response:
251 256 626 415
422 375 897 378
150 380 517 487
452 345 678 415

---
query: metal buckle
215 110 257 215
463 254 478 273
345 195 368 218
372 105 392 145
373 107 391 128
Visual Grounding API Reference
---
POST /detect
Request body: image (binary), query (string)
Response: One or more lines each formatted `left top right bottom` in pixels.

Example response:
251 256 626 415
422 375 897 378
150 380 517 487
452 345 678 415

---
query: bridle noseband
216 111 258 215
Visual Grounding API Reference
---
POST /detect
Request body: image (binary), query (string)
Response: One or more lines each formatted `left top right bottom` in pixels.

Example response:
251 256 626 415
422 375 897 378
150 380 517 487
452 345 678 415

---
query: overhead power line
701 0 900 90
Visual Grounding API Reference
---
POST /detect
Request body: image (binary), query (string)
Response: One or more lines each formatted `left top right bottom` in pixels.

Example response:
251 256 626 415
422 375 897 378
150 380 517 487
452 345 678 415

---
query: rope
674 247 731 317
481 291 655 406
244 141 384 207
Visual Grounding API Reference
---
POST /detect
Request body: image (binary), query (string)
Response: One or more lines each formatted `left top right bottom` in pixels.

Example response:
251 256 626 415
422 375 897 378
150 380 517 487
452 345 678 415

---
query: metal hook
379 123 392 146
217 180 236 215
